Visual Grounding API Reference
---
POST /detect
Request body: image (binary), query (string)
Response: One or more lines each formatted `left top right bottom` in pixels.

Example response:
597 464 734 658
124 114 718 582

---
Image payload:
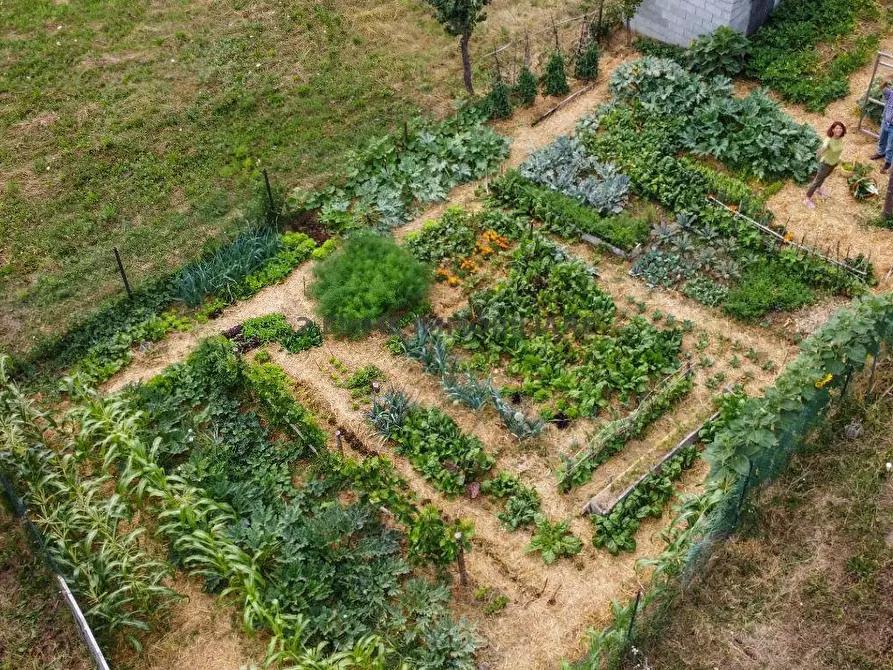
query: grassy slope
0 0 461 352
0 505 93 670
636 379 893 669
0 0 536 354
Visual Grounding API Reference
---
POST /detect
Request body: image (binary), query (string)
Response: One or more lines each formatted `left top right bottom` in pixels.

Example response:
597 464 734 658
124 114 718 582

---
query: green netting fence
568 292 893 670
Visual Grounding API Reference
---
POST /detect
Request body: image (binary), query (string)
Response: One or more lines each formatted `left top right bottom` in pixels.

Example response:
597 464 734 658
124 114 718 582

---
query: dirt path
267 343 702 670
94 39 893 670
140 578 263 670
765 34 893 284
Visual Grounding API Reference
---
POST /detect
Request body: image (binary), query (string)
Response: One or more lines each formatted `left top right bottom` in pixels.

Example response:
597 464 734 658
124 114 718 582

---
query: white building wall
630 0 779 47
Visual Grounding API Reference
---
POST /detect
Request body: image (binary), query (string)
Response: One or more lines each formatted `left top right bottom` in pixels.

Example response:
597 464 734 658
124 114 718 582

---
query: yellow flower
784 232 794 242
815 373 833 389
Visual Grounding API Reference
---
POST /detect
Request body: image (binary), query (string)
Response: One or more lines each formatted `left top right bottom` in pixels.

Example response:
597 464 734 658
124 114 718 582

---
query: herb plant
309 233 432 338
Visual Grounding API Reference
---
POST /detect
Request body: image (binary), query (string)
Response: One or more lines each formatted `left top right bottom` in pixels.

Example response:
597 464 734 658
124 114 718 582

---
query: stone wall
630 0 780 46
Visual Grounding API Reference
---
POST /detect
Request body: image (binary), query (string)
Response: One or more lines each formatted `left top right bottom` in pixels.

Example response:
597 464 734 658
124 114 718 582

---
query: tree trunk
460 33 474 96
596 0 605 42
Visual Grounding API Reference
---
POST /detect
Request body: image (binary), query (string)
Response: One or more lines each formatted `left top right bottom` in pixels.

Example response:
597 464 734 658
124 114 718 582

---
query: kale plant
519 135 630 213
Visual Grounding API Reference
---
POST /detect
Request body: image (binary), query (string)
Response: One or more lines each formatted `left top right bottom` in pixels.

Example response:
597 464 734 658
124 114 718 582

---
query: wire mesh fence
574 293 893 669
0 465 111 670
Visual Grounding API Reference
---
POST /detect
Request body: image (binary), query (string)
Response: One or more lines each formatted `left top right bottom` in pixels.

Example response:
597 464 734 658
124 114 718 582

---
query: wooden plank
581 408 721 517
581 232 631 259
563 362 693 478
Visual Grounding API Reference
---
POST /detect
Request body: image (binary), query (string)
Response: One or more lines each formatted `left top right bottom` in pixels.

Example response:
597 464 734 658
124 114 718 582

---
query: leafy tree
308 233 432 338
542 51 570 97
514 65 538 106
426 0 492 96
575 39 600 81
619 0 644 44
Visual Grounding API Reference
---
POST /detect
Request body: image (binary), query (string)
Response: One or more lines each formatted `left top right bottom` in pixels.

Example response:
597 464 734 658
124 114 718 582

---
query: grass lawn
1 0 577 355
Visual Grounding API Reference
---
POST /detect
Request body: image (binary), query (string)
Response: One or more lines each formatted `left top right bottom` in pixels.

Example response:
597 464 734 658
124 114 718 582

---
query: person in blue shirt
870 78 893 174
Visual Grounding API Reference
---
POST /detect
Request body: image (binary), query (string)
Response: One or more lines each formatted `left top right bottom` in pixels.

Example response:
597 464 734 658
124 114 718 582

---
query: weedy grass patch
0 0 458 354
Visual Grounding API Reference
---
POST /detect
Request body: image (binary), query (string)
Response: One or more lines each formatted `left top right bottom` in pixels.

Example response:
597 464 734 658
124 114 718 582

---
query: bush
575 39 600 81
542 51 570 97
514 65 538 106
723 261 813 320
687 26 750 77
484 79 513 120
309 233 432 337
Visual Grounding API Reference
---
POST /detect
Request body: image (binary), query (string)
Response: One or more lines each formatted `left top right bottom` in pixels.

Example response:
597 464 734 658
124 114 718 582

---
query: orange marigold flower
448 276 459 286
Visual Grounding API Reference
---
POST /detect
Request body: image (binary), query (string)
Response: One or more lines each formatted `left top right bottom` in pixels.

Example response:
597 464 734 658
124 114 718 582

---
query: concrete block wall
630 0 777 47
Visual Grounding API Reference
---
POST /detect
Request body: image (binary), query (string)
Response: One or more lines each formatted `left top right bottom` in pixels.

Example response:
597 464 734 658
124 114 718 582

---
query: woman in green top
804 121 846 209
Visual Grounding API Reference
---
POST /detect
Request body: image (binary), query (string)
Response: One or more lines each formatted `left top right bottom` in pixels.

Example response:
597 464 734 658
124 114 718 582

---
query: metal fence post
626 590 642 650
0 467 111 670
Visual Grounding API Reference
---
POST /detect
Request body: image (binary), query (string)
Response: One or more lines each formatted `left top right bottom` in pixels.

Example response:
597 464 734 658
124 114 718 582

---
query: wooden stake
455 532 469 586
884 161 893 219
263 168 274 213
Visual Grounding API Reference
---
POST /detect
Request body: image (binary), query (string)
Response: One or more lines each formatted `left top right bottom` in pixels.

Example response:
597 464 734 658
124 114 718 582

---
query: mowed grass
0 0 472 354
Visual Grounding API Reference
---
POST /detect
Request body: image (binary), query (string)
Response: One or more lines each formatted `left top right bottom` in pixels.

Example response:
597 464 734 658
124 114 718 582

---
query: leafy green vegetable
686 27 750 77
592 444 698 554
526 517 583 564
490 171 649 250
369 390 495 495
519 135 630 214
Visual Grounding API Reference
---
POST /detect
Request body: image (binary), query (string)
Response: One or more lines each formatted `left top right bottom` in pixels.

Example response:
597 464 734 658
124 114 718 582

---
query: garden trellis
857 51 893 139
481 11 600 87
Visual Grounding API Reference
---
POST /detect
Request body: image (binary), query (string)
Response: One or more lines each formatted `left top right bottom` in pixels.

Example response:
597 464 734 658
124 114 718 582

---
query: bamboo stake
706 196 868 280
